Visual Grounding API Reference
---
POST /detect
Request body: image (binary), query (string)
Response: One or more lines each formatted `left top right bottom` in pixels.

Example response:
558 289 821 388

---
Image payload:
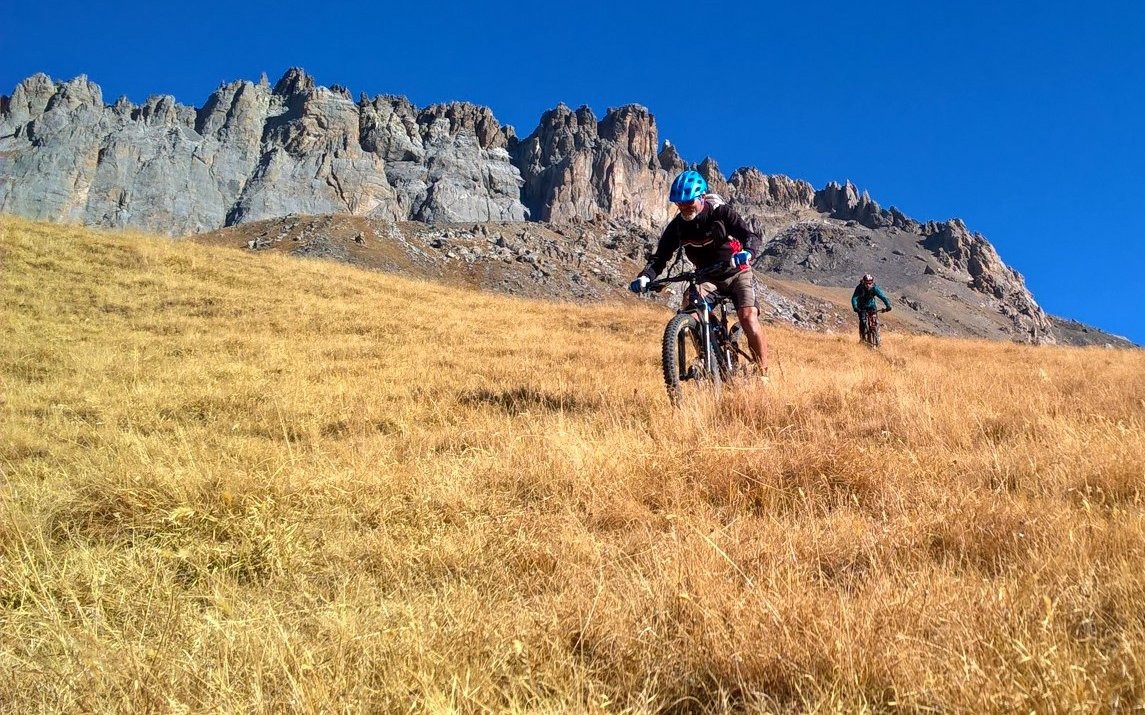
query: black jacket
639 203 761 280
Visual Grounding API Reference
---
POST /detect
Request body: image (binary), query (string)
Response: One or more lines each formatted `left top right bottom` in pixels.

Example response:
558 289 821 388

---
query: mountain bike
859 308 890 348
647 263 756 405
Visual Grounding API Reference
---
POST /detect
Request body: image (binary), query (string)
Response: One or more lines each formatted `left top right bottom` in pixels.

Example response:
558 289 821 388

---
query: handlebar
646 261 736 291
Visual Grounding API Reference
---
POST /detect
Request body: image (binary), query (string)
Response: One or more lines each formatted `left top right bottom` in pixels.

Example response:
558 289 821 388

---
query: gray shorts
689 269 760 312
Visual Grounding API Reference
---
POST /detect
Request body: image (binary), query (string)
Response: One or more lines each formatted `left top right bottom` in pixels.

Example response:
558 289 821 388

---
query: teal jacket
852 283 892 311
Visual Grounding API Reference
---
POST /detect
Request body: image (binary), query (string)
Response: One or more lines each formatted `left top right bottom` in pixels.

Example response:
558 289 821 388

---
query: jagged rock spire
272 67 315 96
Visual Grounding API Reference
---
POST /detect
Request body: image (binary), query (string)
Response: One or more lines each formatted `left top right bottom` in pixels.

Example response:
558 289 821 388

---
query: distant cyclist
851 273 892 342
629 169 769 378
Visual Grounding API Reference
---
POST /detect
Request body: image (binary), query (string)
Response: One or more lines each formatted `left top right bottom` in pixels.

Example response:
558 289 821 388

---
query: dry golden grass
2 214 1144 713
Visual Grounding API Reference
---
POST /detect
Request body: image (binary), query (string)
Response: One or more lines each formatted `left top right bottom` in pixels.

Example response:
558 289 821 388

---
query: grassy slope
2 215 1144 712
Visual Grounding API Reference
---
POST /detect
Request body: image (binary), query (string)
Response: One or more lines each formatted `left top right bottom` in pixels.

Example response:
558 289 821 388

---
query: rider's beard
679 208 699 221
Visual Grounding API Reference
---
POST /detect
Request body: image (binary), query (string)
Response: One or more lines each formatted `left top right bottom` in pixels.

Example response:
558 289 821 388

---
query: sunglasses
674 199 701 210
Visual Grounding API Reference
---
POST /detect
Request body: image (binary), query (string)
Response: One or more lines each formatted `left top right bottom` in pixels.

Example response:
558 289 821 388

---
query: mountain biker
629 169 769 378
851 273 892 341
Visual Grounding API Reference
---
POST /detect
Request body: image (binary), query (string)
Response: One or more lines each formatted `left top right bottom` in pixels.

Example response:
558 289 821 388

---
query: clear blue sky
4 0 1143 342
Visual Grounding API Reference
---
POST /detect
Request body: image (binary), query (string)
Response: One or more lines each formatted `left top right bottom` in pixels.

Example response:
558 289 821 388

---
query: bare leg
737 306 768 375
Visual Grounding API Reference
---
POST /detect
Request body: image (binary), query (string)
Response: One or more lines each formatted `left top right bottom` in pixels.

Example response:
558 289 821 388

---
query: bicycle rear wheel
720 324 748 380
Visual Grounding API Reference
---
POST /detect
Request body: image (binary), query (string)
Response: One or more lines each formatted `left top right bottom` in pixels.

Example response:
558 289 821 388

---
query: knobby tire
861 312 881 349
662 312 719 405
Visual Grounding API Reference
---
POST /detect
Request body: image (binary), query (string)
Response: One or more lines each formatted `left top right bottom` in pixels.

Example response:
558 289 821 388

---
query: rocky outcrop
696 157 730 199
657 140 686 174
512 103 670 227
1 75 113 226
358 95 424 162
814 180 919 232
199 213 1111 345
382 101 526 223
1 74 56 133
226 74 398 224
920 219 1053 339
0 69 526 234
728 168 816 212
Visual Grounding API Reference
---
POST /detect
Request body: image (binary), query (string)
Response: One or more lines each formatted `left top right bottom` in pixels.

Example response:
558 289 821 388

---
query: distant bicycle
648 263 756 405
859 308 890 348
852 273 892 348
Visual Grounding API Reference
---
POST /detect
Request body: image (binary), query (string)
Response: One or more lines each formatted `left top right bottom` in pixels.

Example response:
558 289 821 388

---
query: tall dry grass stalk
2 215 1143 712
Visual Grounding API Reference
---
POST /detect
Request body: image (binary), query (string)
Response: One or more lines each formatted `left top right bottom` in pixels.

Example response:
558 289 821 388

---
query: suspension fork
701 300 715 375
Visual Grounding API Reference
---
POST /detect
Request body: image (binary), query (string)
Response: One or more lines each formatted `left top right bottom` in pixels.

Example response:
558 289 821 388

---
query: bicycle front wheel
662 313 719 405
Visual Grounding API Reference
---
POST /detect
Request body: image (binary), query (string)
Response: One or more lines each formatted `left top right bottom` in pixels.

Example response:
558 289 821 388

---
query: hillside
2 69 1132 346
191 212 1135 348
3 215 1144 711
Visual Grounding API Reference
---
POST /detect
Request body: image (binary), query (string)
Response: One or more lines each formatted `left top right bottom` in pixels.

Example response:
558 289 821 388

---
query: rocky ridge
0 69 525 235
1 69 1125 346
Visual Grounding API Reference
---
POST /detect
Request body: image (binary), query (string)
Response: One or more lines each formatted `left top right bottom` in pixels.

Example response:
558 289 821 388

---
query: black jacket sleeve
639 222 680 280
716 205 761 256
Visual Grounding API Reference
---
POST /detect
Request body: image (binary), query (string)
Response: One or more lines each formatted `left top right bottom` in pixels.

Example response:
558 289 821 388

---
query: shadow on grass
458 386 602 416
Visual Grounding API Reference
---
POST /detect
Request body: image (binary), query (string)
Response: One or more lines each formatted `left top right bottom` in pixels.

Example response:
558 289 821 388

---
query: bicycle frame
648 263 752 379
697 294 752 376
859 308 887 347
695 290 717 377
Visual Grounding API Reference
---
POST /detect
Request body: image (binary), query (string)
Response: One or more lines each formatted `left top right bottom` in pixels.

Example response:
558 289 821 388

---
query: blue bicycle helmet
669 170 707 203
